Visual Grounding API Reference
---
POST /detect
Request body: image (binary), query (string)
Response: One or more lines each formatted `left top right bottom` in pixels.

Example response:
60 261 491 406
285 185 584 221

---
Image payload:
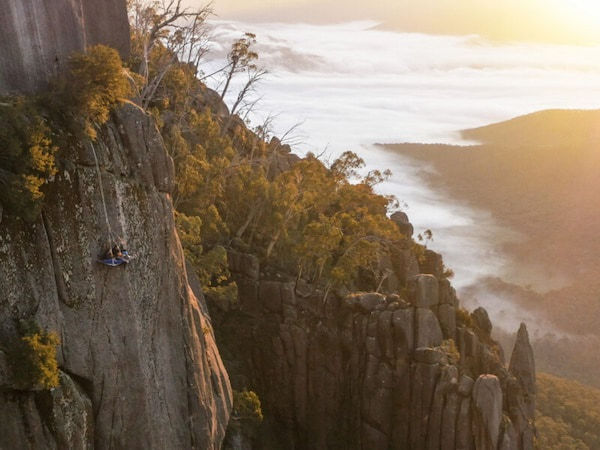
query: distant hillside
462 109 600 148
382 109 600 289
381 109 600 385
536 372 600 449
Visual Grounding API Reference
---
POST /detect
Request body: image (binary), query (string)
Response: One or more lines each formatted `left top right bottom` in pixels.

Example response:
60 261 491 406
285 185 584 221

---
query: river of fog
203 20 600 334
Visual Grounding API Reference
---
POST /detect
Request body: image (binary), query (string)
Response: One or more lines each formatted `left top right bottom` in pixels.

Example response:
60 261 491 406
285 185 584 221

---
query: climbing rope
89 141 117 245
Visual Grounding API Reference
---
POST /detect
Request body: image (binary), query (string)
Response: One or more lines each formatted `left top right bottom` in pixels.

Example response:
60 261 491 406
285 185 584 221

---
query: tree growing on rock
127 0 213 108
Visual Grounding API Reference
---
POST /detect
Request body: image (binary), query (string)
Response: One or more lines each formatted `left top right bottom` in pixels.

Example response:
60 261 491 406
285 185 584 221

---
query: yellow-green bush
0 97 57 221
232 389 264 426
63 45 133 139
8 322 60 390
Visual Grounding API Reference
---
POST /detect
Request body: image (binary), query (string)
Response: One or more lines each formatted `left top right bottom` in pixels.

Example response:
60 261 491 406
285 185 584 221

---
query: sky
193 0 600 45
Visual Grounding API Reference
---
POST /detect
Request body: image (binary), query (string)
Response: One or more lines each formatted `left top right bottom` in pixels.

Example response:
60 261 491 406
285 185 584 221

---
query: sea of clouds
202 20 600 333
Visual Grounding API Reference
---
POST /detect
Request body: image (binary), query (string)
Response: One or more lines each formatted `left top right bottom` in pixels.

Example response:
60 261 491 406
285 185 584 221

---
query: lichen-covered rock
0 0 130 93
40 371 94 449
0 104 232 449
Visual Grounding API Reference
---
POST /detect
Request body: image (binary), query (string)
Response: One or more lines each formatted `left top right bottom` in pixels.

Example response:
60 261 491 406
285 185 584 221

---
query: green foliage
438 339 461 365
135 17 410 297
176 212 237 306
48 45 132 140
456 307 475 329
536 372 600 450
8 321 60 390
0 45 132 221
232 389 264 426
0 97 58 221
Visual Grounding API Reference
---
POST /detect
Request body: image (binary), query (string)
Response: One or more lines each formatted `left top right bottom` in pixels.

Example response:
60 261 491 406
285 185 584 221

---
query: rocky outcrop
508 323 536 450
472 375 503 450
0 103 232 449
211 248 536 449
0 0 130 93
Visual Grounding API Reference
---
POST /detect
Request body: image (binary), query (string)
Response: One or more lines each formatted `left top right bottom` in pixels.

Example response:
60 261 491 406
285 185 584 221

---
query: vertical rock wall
0 104 232 449
0 0 130 93
214 251 536 449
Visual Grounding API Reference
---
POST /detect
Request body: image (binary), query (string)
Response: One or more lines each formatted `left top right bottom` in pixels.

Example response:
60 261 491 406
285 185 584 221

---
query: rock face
0 103 231 449
212 256 537 449
0 0 130 93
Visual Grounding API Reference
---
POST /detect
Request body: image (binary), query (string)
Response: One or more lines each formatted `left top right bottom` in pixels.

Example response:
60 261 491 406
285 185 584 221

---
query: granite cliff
0 0 130 93
0 104 232 448
0 2 231 448
212 235 536 449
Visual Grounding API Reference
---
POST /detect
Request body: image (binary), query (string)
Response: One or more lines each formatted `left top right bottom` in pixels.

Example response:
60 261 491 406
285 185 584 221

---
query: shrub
49 44 132 140
456 307 475 329
232 389 263 426
8 321 61 390
0 97 57 221
439 339 461 365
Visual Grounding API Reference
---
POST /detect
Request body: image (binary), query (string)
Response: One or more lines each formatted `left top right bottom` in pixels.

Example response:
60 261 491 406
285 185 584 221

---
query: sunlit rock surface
0 103 232 449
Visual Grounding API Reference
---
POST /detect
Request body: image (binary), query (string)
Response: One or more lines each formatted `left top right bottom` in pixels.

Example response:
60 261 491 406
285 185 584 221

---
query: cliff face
213 247 536 450
0 0 130 93
0 104 232 449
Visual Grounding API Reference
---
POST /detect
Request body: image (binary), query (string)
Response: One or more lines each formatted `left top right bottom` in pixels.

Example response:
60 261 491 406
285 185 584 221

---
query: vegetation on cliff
123 0 412 301
7 320 60 390
0 45 131 221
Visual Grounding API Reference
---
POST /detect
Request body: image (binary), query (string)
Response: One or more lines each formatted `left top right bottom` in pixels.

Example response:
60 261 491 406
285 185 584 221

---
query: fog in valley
201 17 600 385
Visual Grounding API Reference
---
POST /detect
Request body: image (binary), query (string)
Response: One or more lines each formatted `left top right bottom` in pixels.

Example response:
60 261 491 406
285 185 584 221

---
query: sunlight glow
550 0 600 42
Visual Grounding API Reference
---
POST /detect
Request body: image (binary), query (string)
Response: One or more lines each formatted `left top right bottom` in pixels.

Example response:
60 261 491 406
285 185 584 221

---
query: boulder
390 211 414 237
419 249 444 277
458 375 475 397
434 304 456 339
471 307 493 338
259 281 284 313
426 365 458 449
344 293 387 313
228 251 260 280
441 390 460 450
438 278 458 306
408 274 440 308
410 362 440 449
41 372 94 449
392 308 414 357
455 396 474 450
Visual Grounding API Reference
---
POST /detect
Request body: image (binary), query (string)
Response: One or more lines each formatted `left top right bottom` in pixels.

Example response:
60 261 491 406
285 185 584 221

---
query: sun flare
553 0 600 35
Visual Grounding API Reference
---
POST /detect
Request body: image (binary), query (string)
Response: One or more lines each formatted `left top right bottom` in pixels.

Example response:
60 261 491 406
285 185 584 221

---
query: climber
97 242 131 267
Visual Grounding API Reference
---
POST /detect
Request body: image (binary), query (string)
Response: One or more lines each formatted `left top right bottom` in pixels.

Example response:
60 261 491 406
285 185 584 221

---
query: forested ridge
536 372 600 449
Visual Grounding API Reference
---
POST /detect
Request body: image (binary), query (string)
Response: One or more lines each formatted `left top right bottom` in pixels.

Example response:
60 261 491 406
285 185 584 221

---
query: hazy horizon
189 0 600 45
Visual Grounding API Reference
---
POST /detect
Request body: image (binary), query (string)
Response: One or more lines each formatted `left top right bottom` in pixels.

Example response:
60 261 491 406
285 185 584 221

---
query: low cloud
202 20 600 317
